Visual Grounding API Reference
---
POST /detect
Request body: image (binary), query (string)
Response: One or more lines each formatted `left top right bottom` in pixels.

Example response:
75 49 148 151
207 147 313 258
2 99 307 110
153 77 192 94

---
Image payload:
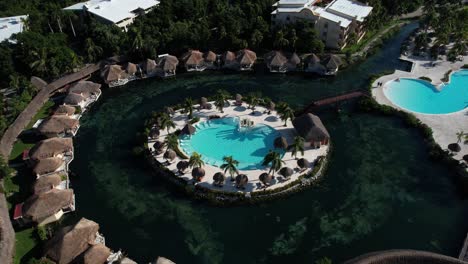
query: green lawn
9 140 35 162
14 228 39 264
26 101 55 130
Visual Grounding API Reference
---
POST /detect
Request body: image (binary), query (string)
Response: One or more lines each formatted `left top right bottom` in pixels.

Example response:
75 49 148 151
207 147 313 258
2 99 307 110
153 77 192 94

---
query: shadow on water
70 22 468 264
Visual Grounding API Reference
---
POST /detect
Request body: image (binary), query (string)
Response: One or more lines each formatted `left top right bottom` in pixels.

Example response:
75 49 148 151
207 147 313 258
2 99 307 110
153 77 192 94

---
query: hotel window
286 16 290 21
322 31 327 37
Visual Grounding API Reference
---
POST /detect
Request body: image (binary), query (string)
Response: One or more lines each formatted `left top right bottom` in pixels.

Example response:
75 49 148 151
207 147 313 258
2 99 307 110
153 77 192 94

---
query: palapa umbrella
200 97 208 108
149 127 160 139
448 143 461 152
235 94 243 106
192 167 206 181
165 107 175 116
213 172 226 186
297 158 310 169
153 141 165 154
181 124 196 135
163 149 176 162
259 172 273 186
274 136 288 150
235 174 249 189
268 101 276 111
176 160 190 174
279 167 294 178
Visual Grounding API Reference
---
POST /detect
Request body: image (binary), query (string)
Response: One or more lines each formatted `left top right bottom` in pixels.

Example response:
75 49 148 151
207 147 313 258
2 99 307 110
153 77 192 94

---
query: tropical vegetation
221 156 239 181
262 150 285 176
291 136 305 159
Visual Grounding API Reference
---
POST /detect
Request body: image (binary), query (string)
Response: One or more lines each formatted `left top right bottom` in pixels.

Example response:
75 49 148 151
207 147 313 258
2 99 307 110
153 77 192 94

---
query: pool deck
373 55 468 161
149 100 329 193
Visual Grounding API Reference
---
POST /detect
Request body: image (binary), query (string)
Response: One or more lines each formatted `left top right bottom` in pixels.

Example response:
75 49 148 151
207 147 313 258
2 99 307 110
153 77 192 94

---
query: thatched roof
274 136 288 150
158 55 179 71
101 65 125 82
463 155 468 163
204 51 217 62
448 143 461 152
33 157 64 176
153 141 164 150
30 138 73 160
292 113 330 142
213 172 225 183
55 105 76 116
192 167 205 178
23 189 74 222
37 116 79 136
181 50 204 66
268 101 275 111
237 49 257 65
69 81 101 98
279 167 293 177
259 172 272 185
45 218 99 264
141 59 157 73
289 53 301 65
33 173 63 194
164 149 176 161
235 174 248 187
155 257 176 264
177 160 189 171
223 51 236 63
200 97 208 106
165 107 175 115
235 94 242 101
344 250 468 264
297 158 310 169
303 53 320 64
149 127 160 139
323 54 342 70
82 244 111 264
125 62 138 75
64 93 85 105
181 124 196 135
120 258 138 264
265 51 287 67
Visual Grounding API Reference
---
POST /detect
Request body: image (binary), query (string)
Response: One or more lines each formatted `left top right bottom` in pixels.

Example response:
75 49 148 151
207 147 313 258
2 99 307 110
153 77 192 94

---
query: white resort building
0 15 28 43
271 0 373 49
64 0 160 30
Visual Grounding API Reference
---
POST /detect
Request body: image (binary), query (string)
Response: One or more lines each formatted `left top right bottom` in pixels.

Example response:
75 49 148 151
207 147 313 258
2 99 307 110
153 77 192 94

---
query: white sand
373 55 468 161
149 100 329 194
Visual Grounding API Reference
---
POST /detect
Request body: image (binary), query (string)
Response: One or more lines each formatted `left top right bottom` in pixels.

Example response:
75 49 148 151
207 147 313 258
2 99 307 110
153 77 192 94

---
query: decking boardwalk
299 89 369 115
459 232 468 261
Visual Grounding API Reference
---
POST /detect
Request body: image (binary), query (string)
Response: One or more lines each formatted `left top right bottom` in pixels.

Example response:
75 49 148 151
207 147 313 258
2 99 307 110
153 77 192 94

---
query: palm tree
184 98 194 119
262 151 284 176
29 48 48 76
456 131 466 144
278 106 294 127
189 152 204 168
221 156 239 181
85 38 103 62
9 75 20 91
159 113 175 134
164 133 179 151
291 136 305 159
214 94 225 113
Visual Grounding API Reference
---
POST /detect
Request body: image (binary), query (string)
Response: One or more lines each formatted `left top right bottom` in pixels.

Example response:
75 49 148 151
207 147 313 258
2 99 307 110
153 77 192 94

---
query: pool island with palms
147 94 330 198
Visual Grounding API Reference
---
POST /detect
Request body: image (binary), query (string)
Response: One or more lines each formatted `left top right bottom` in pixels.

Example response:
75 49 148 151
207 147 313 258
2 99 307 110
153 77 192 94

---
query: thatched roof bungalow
222 51 238 70
32 173 65 194
204 51 218 69
125 62 139 76
69 81 101 98
14 189 75 226
29 138 73 161
45 218 99 264
181 50 205 72
32 157 65 177
156 55 179 77
101 64 127 85
140 59 157 77
322 54 342 75
236 49 257 71
37 115 79 138
303 53 325 74
265 51 301 73
292 113 330 148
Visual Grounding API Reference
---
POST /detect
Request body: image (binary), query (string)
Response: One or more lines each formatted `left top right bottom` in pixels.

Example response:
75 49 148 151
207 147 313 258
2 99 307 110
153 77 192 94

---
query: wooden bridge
299 89 369 115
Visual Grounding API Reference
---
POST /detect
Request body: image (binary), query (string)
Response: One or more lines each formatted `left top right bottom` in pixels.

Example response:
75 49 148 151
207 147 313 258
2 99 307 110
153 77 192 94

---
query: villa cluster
102 49 344 87
9 80 154 263
271 0 373 49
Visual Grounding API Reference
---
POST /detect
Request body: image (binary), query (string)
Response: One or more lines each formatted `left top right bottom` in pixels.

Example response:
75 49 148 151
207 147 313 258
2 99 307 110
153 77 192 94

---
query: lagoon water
70 23 468 264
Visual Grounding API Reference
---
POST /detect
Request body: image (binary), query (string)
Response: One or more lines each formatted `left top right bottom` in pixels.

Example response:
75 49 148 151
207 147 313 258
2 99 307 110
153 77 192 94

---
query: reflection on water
70 23 468 264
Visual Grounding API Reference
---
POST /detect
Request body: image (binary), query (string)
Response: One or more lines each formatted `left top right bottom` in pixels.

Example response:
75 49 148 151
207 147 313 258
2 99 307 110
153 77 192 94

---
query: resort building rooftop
326 0 373 22
64 0 160 30
0 15 28 43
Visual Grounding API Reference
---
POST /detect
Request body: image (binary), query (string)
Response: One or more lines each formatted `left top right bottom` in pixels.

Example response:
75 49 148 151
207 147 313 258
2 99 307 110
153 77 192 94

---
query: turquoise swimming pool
384 70 468 114
180 117 283 170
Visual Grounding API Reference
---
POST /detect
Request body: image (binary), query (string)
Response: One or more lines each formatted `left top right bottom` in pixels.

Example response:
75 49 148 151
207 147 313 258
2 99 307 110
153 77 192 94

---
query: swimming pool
384 70 468 114
179 117 284 170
